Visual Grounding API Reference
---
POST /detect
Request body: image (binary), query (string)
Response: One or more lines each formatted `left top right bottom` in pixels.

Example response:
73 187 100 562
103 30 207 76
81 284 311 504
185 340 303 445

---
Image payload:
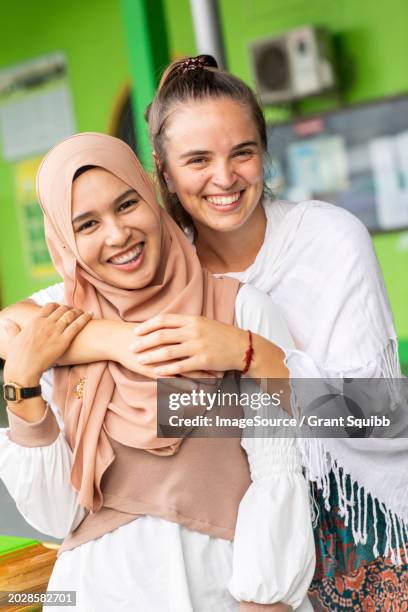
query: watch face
3 384 17 402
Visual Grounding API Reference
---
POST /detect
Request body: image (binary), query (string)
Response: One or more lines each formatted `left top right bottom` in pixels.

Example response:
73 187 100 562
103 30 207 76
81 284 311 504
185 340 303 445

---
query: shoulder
289 200 373 261
29 282 65 306
264 198 370 246
263 198 297 223
298 200 369 238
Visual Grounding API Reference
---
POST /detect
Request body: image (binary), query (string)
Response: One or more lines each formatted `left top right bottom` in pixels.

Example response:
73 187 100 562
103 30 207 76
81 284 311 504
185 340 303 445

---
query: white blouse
0 282 315 612
226 199 408 559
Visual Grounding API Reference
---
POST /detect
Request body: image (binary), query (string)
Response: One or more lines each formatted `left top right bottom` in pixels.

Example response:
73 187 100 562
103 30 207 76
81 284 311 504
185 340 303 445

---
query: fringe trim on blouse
298 338 407 566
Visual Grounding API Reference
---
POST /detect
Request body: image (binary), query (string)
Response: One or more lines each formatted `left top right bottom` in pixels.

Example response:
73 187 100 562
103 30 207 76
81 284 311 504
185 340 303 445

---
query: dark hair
73 165 97 181
146 55 267 233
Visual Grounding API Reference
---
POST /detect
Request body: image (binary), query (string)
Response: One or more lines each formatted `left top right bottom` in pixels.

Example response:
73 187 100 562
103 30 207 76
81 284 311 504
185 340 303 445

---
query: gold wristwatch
3 382 42 403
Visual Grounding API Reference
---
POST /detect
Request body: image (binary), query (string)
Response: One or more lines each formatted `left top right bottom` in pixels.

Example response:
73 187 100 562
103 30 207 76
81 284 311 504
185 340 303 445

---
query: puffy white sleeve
29 281 65 306
0 413 86 539
230 285 315 609
0 282 86 539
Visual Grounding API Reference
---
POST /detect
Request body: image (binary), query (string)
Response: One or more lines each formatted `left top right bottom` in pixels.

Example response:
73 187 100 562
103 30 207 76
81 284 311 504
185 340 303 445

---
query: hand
130 314 248 377
2 303 93 386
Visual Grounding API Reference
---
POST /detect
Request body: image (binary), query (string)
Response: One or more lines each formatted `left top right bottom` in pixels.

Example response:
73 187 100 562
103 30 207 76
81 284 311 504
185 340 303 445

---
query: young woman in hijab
0 133 315 612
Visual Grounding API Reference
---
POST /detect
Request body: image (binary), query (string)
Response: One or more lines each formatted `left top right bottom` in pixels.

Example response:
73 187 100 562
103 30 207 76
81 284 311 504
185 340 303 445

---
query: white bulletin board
0 53 76 161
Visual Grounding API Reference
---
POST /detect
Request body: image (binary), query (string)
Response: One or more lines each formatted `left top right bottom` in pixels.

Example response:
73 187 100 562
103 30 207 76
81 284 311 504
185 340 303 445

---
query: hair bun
177 55 218 74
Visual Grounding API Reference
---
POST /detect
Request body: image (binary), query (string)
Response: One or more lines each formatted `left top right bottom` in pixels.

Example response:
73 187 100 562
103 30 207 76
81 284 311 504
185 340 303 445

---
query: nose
212 160 237 190
104 219 132 247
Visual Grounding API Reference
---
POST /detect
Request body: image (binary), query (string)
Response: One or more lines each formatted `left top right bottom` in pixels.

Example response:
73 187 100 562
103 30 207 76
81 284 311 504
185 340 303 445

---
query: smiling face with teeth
162 98 265 240
71 167 161 290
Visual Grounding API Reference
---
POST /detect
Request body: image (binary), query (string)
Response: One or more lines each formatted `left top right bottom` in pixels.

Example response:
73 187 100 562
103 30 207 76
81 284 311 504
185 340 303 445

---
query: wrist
237 329 255 374
3 368 41 388
111 321 136 367
236 328 251 371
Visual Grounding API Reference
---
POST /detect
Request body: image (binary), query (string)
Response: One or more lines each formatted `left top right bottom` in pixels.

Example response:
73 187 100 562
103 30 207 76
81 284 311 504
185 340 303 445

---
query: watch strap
20 385 42 400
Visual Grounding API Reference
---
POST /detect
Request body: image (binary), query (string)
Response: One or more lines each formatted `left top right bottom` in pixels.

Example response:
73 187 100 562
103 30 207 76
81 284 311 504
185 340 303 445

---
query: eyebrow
72 189 138 224
179 140 259 159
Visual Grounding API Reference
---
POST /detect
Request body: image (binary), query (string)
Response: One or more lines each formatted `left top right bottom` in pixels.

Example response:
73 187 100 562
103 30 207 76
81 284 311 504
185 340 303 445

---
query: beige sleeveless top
60 432 251 554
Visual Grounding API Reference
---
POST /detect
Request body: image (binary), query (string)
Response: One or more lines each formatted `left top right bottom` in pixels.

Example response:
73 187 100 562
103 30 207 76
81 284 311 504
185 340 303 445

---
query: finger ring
60 314 72 325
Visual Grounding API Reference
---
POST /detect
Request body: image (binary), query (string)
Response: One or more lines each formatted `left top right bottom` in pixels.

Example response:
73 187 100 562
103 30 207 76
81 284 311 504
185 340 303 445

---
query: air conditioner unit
249 26 336 104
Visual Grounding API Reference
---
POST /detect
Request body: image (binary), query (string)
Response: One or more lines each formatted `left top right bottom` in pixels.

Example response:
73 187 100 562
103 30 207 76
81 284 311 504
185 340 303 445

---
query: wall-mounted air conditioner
249 26 336 104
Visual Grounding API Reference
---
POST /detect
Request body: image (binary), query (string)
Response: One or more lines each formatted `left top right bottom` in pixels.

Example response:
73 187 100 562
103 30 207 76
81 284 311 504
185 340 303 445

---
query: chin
102 268 153 291
207 212 250 232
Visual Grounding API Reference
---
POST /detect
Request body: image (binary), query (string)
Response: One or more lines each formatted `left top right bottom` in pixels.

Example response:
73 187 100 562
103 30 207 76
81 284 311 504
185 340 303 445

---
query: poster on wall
14 157 56 279
267 95 408 234
0 52 76 161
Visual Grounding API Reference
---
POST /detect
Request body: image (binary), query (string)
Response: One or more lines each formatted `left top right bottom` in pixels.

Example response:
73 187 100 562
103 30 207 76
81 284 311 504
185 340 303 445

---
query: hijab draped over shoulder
36 132 240 511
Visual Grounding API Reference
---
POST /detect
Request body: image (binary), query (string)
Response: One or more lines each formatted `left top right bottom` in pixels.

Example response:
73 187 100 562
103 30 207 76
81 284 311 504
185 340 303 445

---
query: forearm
58 319 132 365
0 301 131 365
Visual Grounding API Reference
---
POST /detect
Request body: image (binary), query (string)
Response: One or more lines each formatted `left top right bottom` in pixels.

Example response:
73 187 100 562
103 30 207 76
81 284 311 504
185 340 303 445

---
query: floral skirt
307 471 408 610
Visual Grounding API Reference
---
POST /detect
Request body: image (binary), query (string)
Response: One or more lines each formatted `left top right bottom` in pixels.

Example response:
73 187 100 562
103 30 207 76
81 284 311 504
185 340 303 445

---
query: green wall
0 0 129 304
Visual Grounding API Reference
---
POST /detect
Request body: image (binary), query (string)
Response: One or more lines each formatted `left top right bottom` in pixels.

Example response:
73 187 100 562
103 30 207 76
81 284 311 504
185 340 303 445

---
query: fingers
135 342 195 365
154 357 200 376
39 303 90 328
62 311 93 339
134 314 192 336
39 303 75 322
38 302 62 317
130 329 186 354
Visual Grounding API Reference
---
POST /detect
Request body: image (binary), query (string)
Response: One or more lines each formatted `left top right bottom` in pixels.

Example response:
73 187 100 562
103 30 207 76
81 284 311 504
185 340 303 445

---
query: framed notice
0 53 76 161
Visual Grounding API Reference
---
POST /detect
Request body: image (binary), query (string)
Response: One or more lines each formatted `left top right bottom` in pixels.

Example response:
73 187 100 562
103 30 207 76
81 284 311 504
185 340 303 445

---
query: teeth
110 244 143 264
206 193 240 206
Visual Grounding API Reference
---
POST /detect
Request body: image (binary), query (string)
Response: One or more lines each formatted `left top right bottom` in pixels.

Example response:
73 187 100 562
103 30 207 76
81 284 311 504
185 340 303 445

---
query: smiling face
162 97 265 235
71 167 161 290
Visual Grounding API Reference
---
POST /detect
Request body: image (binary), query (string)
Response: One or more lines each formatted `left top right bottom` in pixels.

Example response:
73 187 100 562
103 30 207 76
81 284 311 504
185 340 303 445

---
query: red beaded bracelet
241 330 254 375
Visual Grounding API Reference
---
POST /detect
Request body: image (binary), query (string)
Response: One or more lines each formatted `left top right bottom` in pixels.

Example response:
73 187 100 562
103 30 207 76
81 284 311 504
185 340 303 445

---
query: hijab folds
36 133 240 511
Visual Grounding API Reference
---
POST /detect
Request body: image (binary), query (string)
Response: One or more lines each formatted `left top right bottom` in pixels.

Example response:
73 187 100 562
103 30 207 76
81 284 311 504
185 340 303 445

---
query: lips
203 191 243 212
108 243 144 265
205 192 241 206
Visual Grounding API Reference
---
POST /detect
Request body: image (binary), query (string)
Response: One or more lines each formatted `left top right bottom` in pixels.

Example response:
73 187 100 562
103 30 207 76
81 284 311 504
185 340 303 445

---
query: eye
118 199 139 212
233 149 254 159
76 219 98 233
187 157 208 166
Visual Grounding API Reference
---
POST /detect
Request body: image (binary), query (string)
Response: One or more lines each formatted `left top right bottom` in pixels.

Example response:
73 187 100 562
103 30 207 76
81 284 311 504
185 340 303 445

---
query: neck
195 204 267 274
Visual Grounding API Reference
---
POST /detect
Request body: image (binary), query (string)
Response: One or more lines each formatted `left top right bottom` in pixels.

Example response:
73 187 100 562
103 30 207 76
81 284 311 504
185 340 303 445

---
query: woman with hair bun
142 55 408 610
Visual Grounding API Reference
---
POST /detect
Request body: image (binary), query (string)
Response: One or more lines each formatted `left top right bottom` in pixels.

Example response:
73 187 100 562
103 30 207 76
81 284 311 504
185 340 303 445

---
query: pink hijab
36 132 240 511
